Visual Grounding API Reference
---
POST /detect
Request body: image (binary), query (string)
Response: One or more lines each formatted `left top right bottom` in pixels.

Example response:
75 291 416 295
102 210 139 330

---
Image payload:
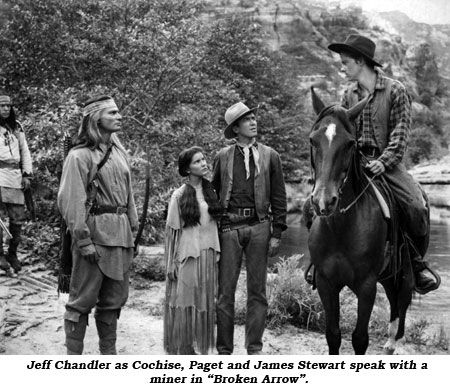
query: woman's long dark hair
178 146 222 228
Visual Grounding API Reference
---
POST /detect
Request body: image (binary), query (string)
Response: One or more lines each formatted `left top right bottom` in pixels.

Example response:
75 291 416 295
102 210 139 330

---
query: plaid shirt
341 71 412 169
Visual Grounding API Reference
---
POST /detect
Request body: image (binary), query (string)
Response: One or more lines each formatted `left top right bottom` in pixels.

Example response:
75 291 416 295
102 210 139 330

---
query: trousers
216 219 270 354
64 245 130 324
381 163 429 240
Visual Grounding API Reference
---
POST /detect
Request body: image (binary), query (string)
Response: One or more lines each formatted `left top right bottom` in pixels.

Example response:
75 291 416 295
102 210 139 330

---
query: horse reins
339 149 378 214
310 141 374 215
309 103 378 216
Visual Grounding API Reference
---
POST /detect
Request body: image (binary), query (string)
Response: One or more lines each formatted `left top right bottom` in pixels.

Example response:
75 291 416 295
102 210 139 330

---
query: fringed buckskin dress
164 184 220 355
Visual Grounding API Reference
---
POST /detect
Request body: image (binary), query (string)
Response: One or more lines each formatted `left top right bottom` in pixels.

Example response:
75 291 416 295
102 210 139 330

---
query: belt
0 161 20 169
360 146 380 158
90 205 128 215
227 206 255 217
219 215 269 233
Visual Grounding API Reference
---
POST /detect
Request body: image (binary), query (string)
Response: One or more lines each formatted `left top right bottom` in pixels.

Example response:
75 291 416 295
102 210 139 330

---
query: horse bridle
339 147 377 214
310 139 375 216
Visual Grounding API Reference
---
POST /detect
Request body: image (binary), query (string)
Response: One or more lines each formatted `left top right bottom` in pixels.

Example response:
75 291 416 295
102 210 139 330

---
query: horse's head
309 87 367 216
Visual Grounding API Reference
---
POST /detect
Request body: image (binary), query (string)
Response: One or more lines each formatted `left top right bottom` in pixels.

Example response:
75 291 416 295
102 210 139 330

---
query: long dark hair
0 92 17 131
178 146 222 228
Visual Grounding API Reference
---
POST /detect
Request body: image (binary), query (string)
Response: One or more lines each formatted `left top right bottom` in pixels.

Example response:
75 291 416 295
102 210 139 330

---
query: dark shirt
229 145 256 209
212 142 287 239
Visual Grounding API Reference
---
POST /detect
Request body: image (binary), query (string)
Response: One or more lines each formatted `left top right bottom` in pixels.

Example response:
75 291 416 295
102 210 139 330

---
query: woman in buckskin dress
163 146 221 355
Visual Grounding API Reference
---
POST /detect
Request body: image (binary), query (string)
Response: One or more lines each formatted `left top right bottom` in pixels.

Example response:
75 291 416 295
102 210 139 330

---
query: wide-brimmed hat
224 102 258 139
328 34 382 68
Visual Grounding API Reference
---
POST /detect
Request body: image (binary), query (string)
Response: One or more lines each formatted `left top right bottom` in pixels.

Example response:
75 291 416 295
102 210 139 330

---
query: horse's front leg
381 273 413 354
316 274 341 355
353 277 377 354
381 279 400 354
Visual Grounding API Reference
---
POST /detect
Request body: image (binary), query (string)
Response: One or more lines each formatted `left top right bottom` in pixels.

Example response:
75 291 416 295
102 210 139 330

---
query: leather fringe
164 248 217 355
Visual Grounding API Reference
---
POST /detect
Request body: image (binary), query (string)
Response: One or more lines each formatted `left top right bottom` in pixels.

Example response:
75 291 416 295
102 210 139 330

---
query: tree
0 0 312 260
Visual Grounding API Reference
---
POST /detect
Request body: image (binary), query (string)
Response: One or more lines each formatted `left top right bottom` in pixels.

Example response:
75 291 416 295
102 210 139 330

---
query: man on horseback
325 33 438 294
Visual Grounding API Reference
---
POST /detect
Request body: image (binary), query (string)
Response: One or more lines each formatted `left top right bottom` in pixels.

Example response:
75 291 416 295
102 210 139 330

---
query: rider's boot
412 256 437 292
410 232 438 294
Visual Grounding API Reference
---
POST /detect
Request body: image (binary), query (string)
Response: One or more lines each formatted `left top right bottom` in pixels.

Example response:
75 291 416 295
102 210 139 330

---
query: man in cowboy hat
326 33 437 293
211 102 287 355
0 92 33 273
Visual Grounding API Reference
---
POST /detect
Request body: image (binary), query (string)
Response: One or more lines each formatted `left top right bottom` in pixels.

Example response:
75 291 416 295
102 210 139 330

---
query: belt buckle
117 207 126 215
243 208 252 217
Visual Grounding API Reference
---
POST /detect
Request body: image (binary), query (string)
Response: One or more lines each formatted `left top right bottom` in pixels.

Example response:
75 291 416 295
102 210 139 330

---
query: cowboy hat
224 102 258 139
328 34 382 68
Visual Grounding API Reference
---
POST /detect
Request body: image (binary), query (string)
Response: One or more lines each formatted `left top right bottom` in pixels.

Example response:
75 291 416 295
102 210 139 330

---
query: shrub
267 255 325 330
405 126 445 166
431 324 449 351
234 255 325 330
234 255 391 337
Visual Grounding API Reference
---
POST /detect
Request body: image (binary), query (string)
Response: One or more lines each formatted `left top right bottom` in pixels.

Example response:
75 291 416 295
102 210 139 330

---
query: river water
277 210 450 336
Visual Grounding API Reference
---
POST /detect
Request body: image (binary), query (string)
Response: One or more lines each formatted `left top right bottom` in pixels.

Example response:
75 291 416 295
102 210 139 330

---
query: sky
312 0 450 25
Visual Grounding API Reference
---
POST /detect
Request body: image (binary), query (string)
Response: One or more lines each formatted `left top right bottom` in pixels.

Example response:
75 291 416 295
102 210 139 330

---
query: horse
307 87 415 355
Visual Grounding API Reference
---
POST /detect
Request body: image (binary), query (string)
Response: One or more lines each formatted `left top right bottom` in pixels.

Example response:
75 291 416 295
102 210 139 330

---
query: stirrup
414 265 441 295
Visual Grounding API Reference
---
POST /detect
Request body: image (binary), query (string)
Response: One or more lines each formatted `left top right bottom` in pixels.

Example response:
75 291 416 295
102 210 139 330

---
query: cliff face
205 0 450 208
205 0 449 107
376 10 450 80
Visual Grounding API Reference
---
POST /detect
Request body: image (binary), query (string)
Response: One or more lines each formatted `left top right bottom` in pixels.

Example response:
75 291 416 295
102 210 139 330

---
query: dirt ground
0 257 443 356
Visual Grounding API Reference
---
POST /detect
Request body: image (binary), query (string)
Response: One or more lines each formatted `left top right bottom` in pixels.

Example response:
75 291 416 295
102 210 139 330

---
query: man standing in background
0 92 33 273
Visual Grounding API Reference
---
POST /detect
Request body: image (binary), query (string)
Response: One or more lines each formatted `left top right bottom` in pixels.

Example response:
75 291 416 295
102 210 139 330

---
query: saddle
372 174 440 294
370 174 404 281
303 172 440 294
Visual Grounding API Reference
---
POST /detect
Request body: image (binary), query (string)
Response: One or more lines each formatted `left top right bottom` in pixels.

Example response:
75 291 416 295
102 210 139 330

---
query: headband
82 98 118 117
0 95 11 105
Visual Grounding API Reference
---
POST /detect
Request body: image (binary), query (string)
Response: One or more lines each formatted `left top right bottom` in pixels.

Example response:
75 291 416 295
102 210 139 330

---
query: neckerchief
236 140 260 180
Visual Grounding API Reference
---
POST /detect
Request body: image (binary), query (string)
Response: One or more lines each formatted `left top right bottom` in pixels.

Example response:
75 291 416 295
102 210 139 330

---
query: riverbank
1 259 447 355
409 155 450 222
